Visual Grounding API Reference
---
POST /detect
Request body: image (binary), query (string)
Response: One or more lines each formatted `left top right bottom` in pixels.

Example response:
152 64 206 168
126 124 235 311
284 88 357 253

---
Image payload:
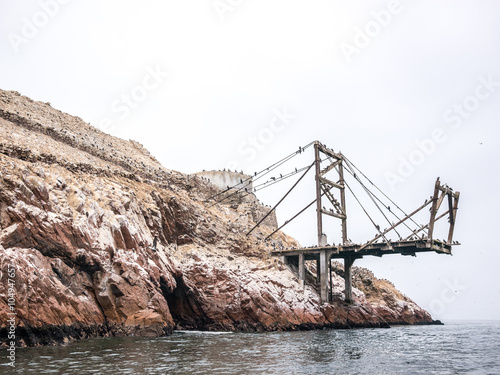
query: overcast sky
1 0 500 320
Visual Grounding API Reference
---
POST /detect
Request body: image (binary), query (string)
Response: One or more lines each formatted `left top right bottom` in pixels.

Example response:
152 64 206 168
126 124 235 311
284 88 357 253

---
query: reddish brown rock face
0 89 434 347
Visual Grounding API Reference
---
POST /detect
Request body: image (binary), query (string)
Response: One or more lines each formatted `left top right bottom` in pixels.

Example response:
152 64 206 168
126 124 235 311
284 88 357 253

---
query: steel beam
447 191 460 244
298 252 305 286
314 141 323 246
428 178 441 241
320 249 329 303
344 256 355 304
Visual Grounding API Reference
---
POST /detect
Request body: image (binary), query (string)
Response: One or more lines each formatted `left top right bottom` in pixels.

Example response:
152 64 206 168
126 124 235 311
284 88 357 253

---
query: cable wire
341 168 393 248
208 141 314 206
247 161 314 236
341 158 403 239
342 154 427 234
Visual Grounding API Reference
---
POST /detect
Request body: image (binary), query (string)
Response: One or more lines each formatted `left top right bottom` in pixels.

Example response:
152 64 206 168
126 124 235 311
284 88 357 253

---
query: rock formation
0 90 435 347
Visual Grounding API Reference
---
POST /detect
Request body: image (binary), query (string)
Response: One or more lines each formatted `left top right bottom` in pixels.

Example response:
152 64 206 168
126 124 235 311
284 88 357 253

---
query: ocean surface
3 321 499 374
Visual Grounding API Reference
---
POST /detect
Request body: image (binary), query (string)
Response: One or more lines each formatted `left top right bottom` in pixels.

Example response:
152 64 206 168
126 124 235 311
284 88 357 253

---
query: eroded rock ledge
0 89 435 347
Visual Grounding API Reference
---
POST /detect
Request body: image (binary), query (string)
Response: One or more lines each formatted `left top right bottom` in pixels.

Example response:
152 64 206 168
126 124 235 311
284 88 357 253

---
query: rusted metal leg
314 142 323 246
448 192 460 244
428 178 441 241
344 256 355 304
298 253 305 286
329 258 333 302
320 250 329 303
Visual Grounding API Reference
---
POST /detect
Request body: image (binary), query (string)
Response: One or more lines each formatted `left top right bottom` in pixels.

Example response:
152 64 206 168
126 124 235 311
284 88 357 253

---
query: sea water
2 321 499 374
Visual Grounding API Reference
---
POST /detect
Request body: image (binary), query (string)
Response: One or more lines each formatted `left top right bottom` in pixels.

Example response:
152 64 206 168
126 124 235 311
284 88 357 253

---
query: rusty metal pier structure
271 141 460 303
213 140 461 304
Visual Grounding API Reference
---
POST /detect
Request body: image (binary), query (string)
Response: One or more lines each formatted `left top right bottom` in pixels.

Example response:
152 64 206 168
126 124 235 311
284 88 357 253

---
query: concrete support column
344 256 355 304
298 253 305 286
320 250 329 303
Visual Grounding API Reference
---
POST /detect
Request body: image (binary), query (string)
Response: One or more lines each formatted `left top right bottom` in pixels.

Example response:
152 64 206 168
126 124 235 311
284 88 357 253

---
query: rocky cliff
0 90 435 347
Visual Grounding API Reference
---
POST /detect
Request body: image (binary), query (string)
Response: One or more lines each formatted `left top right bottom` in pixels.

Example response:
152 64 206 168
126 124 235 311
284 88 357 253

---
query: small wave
173 330 233 335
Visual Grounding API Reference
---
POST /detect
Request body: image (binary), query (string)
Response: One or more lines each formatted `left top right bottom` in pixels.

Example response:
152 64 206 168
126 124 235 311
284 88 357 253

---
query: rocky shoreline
1 89 436 347
0 318 444 348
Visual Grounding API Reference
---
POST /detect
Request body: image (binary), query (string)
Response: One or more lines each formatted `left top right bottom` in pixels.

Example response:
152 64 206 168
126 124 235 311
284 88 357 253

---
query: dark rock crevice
160 275 210 330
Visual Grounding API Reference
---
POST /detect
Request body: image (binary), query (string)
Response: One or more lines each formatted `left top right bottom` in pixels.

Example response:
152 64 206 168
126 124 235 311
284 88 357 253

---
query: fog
1 0 499 320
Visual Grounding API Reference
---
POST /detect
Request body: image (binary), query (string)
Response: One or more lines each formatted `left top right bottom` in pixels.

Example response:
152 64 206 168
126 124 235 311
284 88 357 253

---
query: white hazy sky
1 0 500 320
